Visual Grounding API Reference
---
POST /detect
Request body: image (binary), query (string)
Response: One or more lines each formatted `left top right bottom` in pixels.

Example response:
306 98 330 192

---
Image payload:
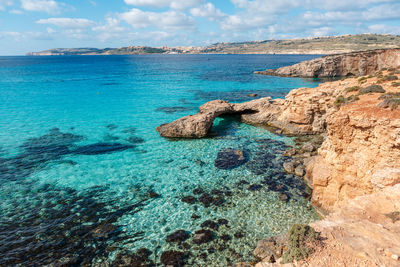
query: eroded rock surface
238 69 400 267
156 98 274 138
305 73 400 213
255 48 400 78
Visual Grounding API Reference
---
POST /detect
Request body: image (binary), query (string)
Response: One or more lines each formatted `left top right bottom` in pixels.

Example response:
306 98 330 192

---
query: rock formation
156 98 274 138
255 70 400 266
255 48 400 78
157 67 400 266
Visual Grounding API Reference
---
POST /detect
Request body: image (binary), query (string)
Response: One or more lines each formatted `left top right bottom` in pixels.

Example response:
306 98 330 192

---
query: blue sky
0 0 400 55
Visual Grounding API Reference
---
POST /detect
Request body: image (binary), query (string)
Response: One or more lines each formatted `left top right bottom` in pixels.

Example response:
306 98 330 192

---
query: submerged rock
294 165 305 177
234 231 244 239
193 188 204 195
166 230 190 243
254 235 287 262
193 229 214 244
217 218 229 225
248 184 263 191
214 148 247 170
201 220 219 230
71 143 134 155
126 136 145 144
181 196 197 204
283 161 295 173
160 250 186 266
278 193 290 202
198 193 214 207
106 124 118 130
220 234 232 241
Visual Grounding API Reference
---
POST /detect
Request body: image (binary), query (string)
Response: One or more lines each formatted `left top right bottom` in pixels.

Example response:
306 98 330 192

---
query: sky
0 0 400 55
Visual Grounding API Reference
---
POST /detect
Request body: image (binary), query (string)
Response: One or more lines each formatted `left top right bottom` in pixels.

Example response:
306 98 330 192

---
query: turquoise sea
0 55 321 266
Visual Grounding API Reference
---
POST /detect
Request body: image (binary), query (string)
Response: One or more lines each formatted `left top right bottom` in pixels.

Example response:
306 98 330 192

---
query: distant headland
27 34 400 56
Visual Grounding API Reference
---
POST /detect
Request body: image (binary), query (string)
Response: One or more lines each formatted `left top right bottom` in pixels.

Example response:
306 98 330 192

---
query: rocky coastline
255 48 400 78
157 63 400 265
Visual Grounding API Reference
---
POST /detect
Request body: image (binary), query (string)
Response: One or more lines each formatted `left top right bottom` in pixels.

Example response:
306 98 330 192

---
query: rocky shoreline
157 63 400 265
255 48 400 78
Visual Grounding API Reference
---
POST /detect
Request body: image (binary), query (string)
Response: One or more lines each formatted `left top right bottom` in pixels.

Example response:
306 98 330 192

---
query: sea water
0 55 321 266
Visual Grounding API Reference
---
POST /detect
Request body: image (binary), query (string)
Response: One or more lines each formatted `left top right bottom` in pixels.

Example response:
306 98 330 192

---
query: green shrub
359 85 385 94
281 224 320 263
334 95 359 107
345 86 361 93
358 77 367 82
367 75 373 78
384 75 398 81
378 93 400 110
378 92 400 100
392 82 400 87
377 78 385 84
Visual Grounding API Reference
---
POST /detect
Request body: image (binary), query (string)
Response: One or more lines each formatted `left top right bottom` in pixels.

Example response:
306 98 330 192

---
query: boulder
283 161 295 173
166 230 190 243
193 229 214 244
302 142 315 152
254 235 287 262
160 250 185 266
214 148 247 169
294 165 305 177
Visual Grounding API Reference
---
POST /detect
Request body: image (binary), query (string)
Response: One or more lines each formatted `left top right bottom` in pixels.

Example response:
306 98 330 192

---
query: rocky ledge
158 67 400 266
255 48 400 78
251 69 400 266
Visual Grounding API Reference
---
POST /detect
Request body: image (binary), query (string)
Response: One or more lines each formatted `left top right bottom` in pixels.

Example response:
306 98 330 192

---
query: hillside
27 34 400 56
203 34 400 54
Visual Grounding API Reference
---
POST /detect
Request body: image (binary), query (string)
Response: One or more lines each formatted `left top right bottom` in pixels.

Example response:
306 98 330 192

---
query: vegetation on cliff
281 224 320 263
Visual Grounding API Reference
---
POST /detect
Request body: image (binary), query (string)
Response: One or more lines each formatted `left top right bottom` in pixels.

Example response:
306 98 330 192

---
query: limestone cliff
157 68 400 266
245 70 400 267
157 70 400 214
255 48 400 78
306 75 400 213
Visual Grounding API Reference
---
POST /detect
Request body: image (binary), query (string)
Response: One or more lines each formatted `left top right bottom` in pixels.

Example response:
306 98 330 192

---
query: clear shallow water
0 55 321 266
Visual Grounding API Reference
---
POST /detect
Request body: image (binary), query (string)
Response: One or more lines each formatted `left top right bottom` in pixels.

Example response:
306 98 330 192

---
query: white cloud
36 18 95 28
305 0 399 11
0 0 13 11
124 0 203 9
0 30 52 41
368 24 400 35
190 3 225 20
9 9 23 14
301 3 400 25
230 0 299 14
46 27 55 34
119 8 196 31
92 17 127 41
221 0 299 31
21 0 60 14
308 27 338 37
363 3 400 20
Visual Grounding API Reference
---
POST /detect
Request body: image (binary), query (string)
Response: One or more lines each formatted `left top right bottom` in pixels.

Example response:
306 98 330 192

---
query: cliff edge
255 48 400 78
157 67 400 266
